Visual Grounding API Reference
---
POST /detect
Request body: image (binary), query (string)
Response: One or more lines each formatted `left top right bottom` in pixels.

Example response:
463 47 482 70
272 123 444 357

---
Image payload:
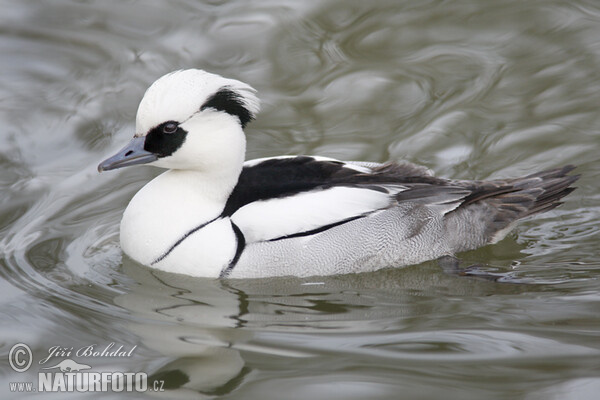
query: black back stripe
151 216 219 265
268 215 365 242
219 222 245 278
221 156 357 217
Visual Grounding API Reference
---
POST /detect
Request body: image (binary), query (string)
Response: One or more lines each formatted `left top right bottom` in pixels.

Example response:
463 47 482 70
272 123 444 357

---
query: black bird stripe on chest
151 218 246 276
219 221 245 278
151 216 219 265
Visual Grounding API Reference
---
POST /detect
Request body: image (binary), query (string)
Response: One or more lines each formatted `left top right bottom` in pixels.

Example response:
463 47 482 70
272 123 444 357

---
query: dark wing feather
222 157 442 217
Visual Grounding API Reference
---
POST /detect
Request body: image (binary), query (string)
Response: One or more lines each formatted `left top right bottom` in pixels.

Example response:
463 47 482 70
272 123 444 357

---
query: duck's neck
162 165 243 205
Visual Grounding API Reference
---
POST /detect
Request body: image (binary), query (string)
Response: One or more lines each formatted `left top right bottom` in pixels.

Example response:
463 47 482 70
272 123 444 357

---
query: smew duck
98 69 579 278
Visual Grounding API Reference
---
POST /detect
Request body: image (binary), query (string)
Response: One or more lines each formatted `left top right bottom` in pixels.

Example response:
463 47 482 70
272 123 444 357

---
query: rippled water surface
1 1 599 399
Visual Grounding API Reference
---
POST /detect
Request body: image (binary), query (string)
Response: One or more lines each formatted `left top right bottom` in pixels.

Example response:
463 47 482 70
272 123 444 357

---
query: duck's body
99 69 578 278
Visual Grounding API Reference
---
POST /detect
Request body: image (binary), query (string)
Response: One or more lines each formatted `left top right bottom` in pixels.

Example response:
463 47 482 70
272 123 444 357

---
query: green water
1 1 599 399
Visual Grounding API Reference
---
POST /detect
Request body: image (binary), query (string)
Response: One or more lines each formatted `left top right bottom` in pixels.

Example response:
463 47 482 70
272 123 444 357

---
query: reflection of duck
114 262 248 397
115 259 532 396
98 69 579 278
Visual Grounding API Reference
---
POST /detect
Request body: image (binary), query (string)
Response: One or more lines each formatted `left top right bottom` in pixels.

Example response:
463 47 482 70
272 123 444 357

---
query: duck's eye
163 122 178 134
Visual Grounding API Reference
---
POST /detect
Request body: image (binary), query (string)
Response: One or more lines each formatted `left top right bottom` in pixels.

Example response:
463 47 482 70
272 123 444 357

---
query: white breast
150 217 237 277
120 169 233 275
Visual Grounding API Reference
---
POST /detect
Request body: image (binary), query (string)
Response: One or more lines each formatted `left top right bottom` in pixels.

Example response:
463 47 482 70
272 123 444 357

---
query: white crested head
114 69 261 173
135 69 260 135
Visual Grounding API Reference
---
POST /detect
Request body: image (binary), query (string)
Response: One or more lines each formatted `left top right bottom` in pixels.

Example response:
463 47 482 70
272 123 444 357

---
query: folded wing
226 156 473 243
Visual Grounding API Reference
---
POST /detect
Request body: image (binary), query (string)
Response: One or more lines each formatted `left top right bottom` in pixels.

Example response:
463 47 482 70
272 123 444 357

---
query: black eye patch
144 121 187 158
200 87 253 128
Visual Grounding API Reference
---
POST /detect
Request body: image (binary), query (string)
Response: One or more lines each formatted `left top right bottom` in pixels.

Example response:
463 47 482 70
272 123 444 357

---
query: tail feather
508 165 580 218
446 165 579 251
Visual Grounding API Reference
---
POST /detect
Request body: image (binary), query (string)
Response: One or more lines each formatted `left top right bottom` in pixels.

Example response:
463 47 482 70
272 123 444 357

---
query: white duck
98 69 578 278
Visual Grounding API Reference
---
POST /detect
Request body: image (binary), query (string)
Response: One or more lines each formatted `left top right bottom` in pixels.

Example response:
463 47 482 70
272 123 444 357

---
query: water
1 0 599 398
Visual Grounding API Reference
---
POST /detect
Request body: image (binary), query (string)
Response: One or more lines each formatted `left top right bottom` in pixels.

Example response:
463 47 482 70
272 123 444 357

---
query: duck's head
98 69 260 172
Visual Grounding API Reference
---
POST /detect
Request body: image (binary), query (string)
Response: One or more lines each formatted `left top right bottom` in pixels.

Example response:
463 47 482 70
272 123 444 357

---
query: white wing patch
243 156 374 173
231 186 393 243
243 155 296 167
